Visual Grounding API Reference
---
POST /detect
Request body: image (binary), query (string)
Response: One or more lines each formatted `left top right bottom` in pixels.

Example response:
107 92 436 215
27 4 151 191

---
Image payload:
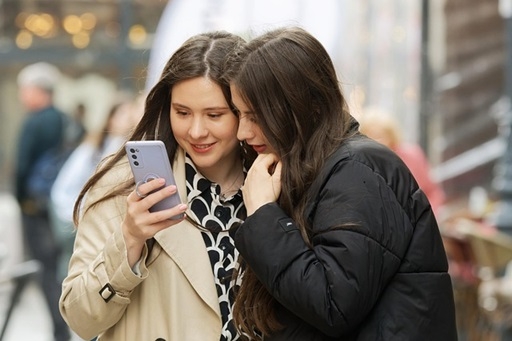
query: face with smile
231 85 275 155
171 77 241 180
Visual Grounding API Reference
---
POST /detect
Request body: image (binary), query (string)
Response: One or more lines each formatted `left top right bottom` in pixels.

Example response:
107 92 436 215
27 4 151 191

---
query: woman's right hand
242 153 282 216
122 178 187 266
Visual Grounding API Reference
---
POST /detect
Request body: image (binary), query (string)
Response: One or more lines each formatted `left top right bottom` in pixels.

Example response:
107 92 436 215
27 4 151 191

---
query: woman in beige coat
59 31 255 341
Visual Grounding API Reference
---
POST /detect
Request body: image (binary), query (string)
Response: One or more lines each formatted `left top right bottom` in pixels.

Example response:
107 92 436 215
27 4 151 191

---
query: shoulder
98 155 132 184
87 156 132 200
330 134 407 176
38 106 66 120
28 106 66 128
321 134 420 203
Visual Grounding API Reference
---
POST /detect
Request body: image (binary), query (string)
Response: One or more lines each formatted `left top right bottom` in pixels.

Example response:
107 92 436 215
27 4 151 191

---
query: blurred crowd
0 62 144 341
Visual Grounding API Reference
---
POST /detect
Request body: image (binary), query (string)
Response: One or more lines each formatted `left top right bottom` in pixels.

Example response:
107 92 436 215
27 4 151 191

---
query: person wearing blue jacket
229 26 458 340
14 62 71 341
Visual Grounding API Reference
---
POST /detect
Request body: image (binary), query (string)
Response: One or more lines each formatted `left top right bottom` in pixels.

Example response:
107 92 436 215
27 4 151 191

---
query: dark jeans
22 211 70 341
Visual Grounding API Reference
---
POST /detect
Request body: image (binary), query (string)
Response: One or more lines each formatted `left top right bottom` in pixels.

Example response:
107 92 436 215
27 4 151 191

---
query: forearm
60 226 148 339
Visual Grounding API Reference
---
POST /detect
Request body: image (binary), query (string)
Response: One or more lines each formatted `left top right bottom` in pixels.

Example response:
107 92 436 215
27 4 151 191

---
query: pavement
0 280 55 340
0 192 81 341
0 277 84 341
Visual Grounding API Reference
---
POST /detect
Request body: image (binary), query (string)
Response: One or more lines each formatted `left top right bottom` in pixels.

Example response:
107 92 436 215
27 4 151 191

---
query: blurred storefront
0 0 169 192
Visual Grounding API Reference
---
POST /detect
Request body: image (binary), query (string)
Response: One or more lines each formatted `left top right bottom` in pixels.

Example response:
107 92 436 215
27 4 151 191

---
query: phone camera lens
134 161 139 166
129 148 135 153
132 155 137 159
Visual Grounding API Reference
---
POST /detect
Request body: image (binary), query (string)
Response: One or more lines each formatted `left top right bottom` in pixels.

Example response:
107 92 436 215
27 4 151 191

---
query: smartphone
125 140 184 219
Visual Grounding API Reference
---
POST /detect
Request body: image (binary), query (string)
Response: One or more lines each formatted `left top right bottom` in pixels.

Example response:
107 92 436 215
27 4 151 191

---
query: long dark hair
73 31 253 225
230 26 356 339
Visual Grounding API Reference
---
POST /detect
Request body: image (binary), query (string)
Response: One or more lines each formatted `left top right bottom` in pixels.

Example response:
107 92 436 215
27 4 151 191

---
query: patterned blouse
185 156 245 341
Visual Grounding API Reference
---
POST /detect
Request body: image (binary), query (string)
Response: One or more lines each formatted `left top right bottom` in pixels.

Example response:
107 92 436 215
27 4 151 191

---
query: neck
218 162 243 191
220 166 243 195
198 157 243 190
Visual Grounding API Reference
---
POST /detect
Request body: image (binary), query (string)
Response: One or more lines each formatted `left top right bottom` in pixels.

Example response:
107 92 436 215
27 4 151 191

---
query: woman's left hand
242 153 282 216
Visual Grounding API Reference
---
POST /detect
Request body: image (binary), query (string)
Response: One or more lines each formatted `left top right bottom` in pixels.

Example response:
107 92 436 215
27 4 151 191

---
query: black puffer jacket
235 133 457 340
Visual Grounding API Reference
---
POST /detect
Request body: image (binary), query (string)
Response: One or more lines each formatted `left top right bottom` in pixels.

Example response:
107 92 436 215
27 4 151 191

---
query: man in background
14 62 71 341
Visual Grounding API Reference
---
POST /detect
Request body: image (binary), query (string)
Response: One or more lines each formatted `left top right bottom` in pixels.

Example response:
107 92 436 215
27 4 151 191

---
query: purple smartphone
125 140 184 219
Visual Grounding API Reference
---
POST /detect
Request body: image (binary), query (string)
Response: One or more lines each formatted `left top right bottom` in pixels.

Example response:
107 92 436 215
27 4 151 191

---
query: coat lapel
154 147 220 317
154 221 220 317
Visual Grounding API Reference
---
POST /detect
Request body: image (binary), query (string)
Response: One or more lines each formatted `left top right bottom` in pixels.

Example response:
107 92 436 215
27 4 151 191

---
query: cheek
19 88 34 103
253 125 268 143
170 115 185 139
218 117 240 139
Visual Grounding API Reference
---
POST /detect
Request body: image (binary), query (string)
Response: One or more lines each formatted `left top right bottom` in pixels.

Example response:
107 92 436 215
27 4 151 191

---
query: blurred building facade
429 0 506 215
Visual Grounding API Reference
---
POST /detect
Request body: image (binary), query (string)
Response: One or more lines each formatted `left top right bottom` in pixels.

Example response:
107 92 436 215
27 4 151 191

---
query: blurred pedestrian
230 26 457 340
358 107 446 219
14 62 71 341
50 93 144 281
65 102 87 147
59 31 256 340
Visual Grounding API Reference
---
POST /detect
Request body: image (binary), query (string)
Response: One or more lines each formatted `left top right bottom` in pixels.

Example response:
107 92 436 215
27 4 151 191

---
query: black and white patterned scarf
185 156 245 341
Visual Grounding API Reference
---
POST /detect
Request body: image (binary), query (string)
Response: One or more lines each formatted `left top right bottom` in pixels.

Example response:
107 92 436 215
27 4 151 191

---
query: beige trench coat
59 148 223 340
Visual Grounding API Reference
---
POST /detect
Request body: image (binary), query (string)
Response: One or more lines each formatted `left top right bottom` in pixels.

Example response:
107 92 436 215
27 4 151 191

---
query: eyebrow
239 110 254 115
171 102 230 111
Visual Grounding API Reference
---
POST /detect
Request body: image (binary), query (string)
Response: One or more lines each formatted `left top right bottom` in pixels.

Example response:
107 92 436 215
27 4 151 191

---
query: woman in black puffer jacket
229 26 458 341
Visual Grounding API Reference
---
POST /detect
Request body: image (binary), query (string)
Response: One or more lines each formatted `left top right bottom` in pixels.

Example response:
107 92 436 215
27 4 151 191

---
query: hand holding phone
125 140 184 219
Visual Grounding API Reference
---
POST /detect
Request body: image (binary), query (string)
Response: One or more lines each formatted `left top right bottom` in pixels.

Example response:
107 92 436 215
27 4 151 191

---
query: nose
237 117 254 142
189 116 208 139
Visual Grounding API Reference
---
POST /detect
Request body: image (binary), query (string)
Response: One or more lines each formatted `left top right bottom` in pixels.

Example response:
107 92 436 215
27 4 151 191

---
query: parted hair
229 26 356 339
73 31 253 224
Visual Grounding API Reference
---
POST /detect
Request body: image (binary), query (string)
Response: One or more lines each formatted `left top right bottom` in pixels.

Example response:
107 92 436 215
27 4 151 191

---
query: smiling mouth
192 143 214 149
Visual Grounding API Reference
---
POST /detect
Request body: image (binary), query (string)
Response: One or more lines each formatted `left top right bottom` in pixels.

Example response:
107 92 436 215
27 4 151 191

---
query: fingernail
178 204 187 210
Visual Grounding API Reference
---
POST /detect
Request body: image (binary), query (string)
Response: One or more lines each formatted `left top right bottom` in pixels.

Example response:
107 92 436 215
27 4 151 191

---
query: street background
1 0 512 340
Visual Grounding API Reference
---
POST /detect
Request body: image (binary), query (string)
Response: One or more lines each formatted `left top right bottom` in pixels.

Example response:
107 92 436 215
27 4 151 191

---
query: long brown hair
230 27 356 339
73 31 252 225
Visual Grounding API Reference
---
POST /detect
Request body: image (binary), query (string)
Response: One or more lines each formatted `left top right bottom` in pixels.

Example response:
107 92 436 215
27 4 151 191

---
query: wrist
121 226 145 267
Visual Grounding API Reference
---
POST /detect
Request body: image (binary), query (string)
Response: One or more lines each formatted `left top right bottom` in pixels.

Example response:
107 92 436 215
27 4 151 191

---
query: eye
207 112 222 119
175 110 188 116
241 113 258 124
